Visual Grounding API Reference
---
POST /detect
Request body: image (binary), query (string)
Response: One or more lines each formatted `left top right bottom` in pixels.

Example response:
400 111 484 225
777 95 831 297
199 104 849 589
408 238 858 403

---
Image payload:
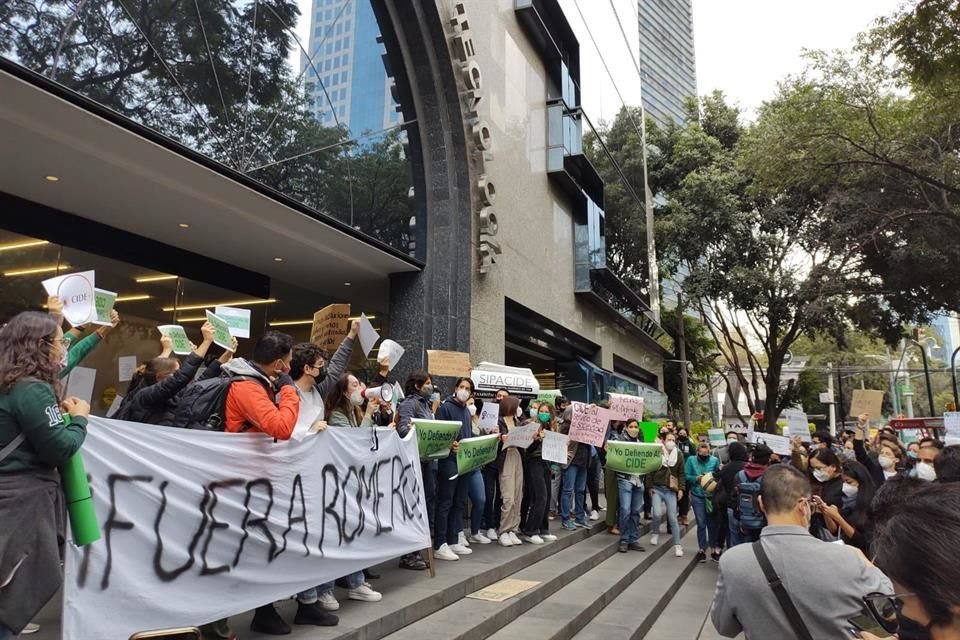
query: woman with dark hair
820 460 876 552
520 402 556 544
433 376 474 561
497 394 525 546
808 447 844 540
323 373 377 428
393 370 434 571
0 312 89 640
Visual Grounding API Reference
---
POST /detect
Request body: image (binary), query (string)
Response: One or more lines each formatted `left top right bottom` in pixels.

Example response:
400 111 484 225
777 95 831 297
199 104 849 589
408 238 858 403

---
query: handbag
668 472 679 492
752 540 815 640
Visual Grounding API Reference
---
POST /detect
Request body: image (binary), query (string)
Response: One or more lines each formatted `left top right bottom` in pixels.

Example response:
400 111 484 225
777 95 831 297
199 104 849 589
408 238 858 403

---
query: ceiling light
178 223 190 229
349 315 375 321
273 257 284 262
175 316 207 322
343 282 351 286
4 265 62 277
0 240 49 252
115 294 152 302
44 175 60 182
268 319 313 327
135 274 178 283
162 298 277 312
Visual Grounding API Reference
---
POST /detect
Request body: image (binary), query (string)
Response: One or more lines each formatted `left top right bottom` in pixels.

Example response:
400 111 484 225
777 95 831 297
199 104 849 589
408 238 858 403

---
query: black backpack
171 372 270 431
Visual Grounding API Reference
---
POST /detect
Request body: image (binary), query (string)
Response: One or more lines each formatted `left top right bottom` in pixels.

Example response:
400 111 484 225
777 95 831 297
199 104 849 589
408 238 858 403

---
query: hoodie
223 358 299 440
435 394 473 460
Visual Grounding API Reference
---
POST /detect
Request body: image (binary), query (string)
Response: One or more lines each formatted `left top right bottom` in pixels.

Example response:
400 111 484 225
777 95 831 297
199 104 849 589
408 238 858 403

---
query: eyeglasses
863 591 915 634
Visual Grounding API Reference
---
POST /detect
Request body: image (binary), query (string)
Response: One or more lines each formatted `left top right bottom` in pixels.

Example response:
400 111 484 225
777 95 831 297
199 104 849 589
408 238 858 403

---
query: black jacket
119 353 203 425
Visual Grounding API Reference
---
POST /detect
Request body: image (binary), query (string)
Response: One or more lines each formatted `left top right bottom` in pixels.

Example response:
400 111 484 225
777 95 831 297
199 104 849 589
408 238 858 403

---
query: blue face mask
907 451 919 460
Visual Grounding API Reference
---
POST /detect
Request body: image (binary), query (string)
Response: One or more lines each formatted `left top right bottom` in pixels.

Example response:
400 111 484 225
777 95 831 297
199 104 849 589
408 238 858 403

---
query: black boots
250 604 291 636
294 601 340 627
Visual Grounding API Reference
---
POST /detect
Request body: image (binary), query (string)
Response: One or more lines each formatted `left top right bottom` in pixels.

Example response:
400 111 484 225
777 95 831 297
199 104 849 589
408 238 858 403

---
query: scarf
662 446 679 468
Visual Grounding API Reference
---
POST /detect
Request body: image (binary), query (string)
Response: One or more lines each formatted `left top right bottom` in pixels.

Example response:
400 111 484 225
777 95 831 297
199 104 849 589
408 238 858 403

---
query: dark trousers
422 461 436 532
522 457 550 534
481 464 501 531
586 455 601 512
678 488 691 521
434 457 467 548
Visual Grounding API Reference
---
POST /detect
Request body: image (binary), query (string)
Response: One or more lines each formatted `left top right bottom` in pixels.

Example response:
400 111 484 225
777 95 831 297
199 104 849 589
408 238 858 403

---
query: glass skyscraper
638 0 697 128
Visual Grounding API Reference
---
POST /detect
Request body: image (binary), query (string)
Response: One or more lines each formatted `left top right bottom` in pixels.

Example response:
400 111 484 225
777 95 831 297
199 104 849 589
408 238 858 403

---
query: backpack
733 469 766 531
171 372 269 431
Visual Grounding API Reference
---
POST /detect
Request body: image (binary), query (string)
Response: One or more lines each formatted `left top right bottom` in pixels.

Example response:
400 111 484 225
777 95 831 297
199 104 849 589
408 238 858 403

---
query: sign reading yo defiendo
604 441 663 475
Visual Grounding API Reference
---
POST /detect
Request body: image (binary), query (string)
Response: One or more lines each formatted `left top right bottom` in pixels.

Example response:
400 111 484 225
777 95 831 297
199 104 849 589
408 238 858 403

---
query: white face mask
349 389 364 406
915 462 937 482
841 482 859 498
879 455 895 471
467 404 477 417
529 406 538 417
727 438 738 444
456 388 470 403
665 441 676 452
812 468 832 483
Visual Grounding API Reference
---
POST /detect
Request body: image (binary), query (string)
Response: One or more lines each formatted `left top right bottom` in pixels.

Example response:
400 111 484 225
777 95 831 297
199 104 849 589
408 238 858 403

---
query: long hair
125 357 179 397
0 311 62 395
537 402 557 431
841 460 876 530
499 395 519 422
324 373 363 424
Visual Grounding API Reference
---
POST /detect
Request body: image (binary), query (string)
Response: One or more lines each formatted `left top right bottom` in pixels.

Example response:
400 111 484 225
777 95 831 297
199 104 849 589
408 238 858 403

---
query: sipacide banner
63 417 430 639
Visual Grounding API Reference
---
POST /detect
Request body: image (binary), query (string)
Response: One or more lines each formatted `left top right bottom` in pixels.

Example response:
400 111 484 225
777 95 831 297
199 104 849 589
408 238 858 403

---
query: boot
294 601 340 627
250 604 291 635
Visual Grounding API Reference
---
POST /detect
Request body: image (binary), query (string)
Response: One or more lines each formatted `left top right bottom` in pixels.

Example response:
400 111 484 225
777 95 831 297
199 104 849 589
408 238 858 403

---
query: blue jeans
727 507 742 547
652 486 681 546
434 456 467 548
691 493 715 551
561 464 587 524
617 478 644 544
298 570 364 603
0 625 11 640
465 469 486 535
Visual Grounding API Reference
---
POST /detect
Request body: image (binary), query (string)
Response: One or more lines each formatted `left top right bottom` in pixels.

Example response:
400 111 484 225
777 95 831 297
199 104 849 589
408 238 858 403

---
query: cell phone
847 614 887 636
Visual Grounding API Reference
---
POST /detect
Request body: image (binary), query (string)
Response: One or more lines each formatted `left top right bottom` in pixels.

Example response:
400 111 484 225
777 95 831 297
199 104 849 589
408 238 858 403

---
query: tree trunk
763 355 785 433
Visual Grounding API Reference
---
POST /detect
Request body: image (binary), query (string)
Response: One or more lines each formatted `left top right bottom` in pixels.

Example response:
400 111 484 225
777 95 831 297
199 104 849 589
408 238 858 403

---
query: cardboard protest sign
427 350 472 377
92 289 116 326
214 306 251 339
478 401 500 433
608 393 644 421
43 270 95 326
850 389 884 419
455 435 500 477
204 310 234 351
504 423 538 449
568 402 611 448
784 409 811 442
158 325 192 356
412 419 462 460
604 441 663 475
541 431 570 464
357 313 380 357
310 304 351 353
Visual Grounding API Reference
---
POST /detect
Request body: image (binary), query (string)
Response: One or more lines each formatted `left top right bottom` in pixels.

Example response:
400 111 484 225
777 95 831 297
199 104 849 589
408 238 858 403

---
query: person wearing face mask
0 312 91 640
855 415 905 487
458 396 490 548
710 464 893 640
324 373 379 428
716 441 749 546
495 395 526 546
648 430 686 556
808 448 844 541
520 403 557 544
818 460 875 553
912 439 943 483
685 442 721 562
675 427 695 526
612 419 647 553
433 377 476 561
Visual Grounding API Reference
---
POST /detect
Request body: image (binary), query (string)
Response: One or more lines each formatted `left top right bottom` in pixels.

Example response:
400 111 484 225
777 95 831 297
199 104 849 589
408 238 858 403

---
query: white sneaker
450 543 473 555
650 534 659 546
348 584 383 602
542 533 558 541
435 543 459 561
486 528 498 540
469 532 492 544
22 623 40 635
508 531 523 545
674 545 684 557
499 533 514 547
523 534 545 544
589 510 600 521
318 591 340 611
459 531 470 547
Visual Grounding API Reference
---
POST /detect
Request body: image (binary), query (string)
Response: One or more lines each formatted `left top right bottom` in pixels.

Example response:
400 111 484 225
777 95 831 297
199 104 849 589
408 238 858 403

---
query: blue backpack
733 469 766 531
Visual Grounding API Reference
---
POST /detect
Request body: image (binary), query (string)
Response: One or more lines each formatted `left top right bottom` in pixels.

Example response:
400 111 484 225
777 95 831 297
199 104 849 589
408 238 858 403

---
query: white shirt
297 384 325 421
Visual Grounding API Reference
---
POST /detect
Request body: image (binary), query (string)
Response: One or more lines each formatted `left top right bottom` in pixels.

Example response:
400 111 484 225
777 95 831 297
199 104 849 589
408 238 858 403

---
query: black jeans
586 455 601 512
481 463 501 531
522 457 550 535
434 457 467 548
422 461 436 533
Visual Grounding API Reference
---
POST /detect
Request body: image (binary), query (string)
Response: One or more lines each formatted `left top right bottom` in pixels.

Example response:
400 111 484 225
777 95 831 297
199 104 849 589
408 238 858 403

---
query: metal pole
837 362 845 428
952 346 960 409
917 343 935 416
827 363 836 436
677 294 691 431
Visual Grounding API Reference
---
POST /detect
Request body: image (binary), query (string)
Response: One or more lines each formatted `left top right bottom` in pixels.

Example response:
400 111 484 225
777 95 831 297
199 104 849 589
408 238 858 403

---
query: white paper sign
542 431 570 464
118 355 138 383
378 340 405 372
746 423 756 444
105 394 124 418
358 312 380 357
784 409 811 442
479 401 500 433
290 406 323 442
65 366 96 405
214 306 251 339
819 392 834 404
944 412 960 440
608 392 644 422
504 423 539 449
757 433 792 456
43 270 95 326
63 418 430 640
708 428 726 447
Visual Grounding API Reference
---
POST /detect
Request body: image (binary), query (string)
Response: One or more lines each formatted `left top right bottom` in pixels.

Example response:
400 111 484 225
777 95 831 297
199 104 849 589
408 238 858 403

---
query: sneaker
251 604 291 635
435 543 459 561
589 510 600 521
618 542 629 553
450 542 473 555
294 602 339 627
508 531 523 545
486 528 498 540
348 584 383 602
499 532 514 546
561 521 576 531
628 542 646 552
650 534 659 546
674 545 684 557
399 552 428 571
548 511 557 520
696 550 707 563
522 534 544 544
459 531 471 547
711 550 722 562
318 591 340 611
468 533 490 544
575 520 591 529
542 533 558 541
22 623 40 635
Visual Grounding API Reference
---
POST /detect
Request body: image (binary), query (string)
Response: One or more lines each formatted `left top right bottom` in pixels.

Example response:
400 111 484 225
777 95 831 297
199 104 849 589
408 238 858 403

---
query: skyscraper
302 0 400 137
637 0 697 128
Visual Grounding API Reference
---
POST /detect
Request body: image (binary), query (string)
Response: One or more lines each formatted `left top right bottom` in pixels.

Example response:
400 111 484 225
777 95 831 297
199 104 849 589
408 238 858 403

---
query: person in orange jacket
222 331 300 441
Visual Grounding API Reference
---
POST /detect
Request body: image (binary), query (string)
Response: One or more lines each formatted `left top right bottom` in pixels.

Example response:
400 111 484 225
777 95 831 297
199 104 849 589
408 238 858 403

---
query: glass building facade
637 0 698 128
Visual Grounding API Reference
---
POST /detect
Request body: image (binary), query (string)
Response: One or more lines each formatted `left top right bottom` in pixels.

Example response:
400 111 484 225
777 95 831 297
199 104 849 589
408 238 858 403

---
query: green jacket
61 332 102 379
0 380 87 472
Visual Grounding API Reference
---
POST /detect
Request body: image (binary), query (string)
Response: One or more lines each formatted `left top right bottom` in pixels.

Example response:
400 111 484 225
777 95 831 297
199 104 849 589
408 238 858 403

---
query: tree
658 307 718 417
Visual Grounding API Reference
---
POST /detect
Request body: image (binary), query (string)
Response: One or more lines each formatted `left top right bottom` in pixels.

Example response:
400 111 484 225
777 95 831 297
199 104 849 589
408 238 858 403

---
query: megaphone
364 385 394 403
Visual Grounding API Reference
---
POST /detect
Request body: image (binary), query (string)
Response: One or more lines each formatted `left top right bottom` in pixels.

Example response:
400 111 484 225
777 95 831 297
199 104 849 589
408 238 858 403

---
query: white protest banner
479 401 500 433
504 423 539 449
378 340 405 372
944 412 960 440
707 428 726 447
608 393 644 422
746 423 756 444
205 310 234 351
358 313 380 357
158 325 192 356
568 402 611 448
214 306 252 339
43 270 95 326
542 431 569 464
784 409 811 442
65 366 96 405
118 355 138 383
757 433 792 456
63 418 430 640
92 288 117 326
